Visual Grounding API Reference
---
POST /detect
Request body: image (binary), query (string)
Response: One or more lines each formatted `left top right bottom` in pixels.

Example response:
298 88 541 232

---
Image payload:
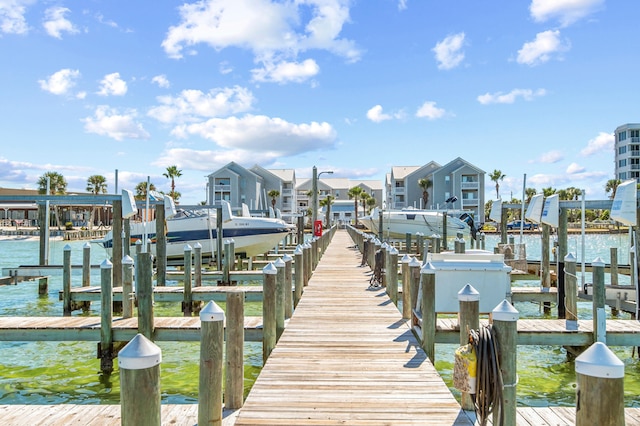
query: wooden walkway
235 230 473 425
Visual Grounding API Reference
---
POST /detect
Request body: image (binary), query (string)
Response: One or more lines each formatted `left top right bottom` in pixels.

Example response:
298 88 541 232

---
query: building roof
391 166 420 179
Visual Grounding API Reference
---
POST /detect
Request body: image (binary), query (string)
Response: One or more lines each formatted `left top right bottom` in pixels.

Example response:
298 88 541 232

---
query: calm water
0 233 639 407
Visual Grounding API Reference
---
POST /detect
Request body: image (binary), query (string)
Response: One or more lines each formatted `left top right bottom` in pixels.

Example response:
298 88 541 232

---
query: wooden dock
235 230 473 425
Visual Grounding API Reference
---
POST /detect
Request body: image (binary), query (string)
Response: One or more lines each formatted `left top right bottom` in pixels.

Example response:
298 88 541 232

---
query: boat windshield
172 209 212 219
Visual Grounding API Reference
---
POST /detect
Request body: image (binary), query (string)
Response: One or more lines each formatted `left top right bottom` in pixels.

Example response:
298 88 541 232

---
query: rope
469 325 504 426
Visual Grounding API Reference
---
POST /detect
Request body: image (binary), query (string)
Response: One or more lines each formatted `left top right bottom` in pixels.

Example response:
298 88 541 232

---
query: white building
614 123 640 181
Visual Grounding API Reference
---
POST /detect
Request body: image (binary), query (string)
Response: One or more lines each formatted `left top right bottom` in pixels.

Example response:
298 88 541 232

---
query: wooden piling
119 334 162 426
401 255 412 319
575 342 625 426
137 252 154 340
275 258 286 341
63 244 72 316
223 240 231 285
194 242 202 288
388 247 398 305
420 261 436 363
283 254 293 319
610 247 619 286
199 301 225 426
492 300 519 426
100 259 114 374
565 253 578 328
592 257 606 343
122 255 134 318
294 246 303 308
458 284 479 411
225 292 244 410
82 242 91 287
183 245 193 317
112 198 123 288
262 262 277 363
410 257 421 322
155 202 166 287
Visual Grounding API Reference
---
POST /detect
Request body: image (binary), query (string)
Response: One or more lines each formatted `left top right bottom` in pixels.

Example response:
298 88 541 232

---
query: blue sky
0 0 634 204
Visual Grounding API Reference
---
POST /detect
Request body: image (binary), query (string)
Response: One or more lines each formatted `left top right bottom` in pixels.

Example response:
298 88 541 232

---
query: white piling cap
275 258 285 268
431 233 441 239
420 261 436 274
294 246 303 255
381 242 389 249
492 299 519 322
83 242 91 249
193 242 202 249
389 247 399 255
458 284 480 301
415 232 423 236
64 244 71 251
100 259 113 269
408 257 422 268
118 333 162 370
592 257 605 267
200 300 225 322
122 255 134 265
283 253 293 262
183 244 192 251
564 252 576 262
263 262 277 275
575 342 624 378
401 254 412 263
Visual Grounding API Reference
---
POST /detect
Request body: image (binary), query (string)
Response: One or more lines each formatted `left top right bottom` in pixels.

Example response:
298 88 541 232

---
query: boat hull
360 210 470 240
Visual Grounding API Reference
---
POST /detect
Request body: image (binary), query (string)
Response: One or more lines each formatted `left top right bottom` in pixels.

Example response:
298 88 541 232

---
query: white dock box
425 250 512 313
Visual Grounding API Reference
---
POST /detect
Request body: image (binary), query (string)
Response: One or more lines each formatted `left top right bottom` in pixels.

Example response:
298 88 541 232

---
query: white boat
97 200 294 260
360 207 476 240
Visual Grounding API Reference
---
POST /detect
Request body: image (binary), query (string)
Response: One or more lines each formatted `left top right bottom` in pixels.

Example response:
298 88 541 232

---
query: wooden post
223 239 231 285
199 301 225 426
575 342 625 426
432 234 441 254
82 242 91 287
216 206 223 271
119 334 162 426
409 257 421 323
123 218 131 257
294 246 303 308
283 254 293 319
420 261 436 363
592 257 606 343
275 257 285 341
541 223 551 315
194 242 202 288
458 284 480 411
500 206 508 245
296 215 304 246
388 247 398 305
63 244 72 316
564 253 578 329
303 242 311 286
155 202 166 287
442 214 448 250
480 232 485 250
122 255 134 319
38 202 49 267
112 198 123 288
262 262 277 362
225 292 244 409
492 300 519 426
183 245 193 317
137 252 154 340
610 247 619 286
401 254 412 319
405 233 412 254
380 242 388 288
416 233 423 256
100 259 114 374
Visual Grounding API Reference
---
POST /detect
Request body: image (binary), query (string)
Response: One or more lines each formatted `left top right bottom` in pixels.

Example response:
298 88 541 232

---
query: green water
1 236 640 408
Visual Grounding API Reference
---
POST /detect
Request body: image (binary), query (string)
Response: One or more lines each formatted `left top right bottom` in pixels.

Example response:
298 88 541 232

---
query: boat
359 207 476 240
96 199 295 260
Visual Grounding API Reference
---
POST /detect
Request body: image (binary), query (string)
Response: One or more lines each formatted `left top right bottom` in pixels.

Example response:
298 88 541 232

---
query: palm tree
605 179 621 200
163 165 182 201
489 170 505 199
267 190 280 214
418 178 432 209
524 187 537 203
366 196 377 214
86 174 108 228
320 194 335 228
360 193 371 213
37 171 67 229
542 187 556 197
135 181 157 200
347 186 364 226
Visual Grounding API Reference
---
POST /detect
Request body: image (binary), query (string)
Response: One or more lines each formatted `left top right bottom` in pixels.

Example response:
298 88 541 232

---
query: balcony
214 184 231 191
394 187 405 194
630 150 640 157
462 198 479 206
461 182 478 189
281 189 293 196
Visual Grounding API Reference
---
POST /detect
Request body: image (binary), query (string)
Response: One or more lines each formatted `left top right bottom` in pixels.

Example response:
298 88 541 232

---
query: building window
395 181 404 188
619 159 627 167
619 146 627 155
619 172 627 179
619 131 627 141
445 176 450 183
632 130 640 139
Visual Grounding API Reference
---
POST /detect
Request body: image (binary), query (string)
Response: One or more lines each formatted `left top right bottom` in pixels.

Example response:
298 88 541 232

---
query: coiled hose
469 325 504 426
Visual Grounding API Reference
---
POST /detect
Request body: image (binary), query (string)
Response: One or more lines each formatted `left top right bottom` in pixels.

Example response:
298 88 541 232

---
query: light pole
311 166 333 229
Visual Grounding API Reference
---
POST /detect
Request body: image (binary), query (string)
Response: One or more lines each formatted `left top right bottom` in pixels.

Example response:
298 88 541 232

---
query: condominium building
614 123 640 181
385 157 485 223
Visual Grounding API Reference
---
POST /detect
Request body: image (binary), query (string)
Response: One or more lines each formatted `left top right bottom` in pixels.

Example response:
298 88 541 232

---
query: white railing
214 184 231 191
461 182 478 189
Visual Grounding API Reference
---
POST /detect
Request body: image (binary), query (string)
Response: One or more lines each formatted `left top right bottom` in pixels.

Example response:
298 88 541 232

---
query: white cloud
252 58 320 84
161 0 361 76
530 0 604 27
219 61 233 75
535 150 563 164
148 86 255 124
0 0 33 35
171 114 337 156
153 148 281 172
517 30 570 66
581 131 614 156
432 32 465 70
83 105 150 141
415 101 446 120
43 6 78 39
477 88 546 105
566 162 585 174
366 105 391 123
398 0 408 11
38 68 80 95
97 72 127 96
151 75 170 88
